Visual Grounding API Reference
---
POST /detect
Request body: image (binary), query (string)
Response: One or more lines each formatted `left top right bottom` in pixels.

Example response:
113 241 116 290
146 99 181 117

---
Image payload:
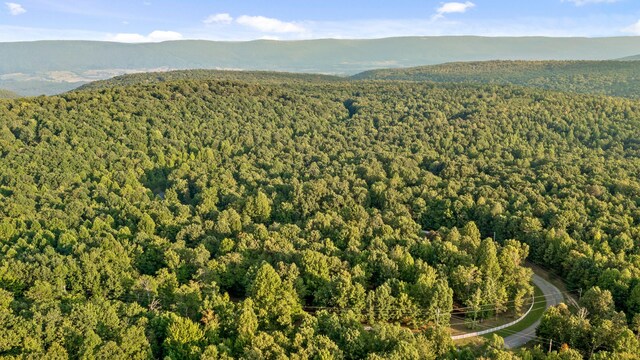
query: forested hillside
1 77 640 359
353 60 640 98
76 70 342 91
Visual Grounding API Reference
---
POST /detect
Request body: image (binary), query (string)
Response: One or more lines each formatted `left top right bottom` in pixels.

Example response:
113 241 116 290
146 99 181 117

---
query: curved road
503 273 563 349
420 231 565 348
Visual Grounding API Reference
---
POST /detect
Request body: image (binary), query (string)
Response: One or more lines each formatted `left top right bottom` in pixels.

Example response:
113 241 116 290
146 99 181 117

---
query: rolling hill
619 54 640 60
352 60 640 98
0 89 19 98
2 36 640 95
75 69 343 92
78 61 640 99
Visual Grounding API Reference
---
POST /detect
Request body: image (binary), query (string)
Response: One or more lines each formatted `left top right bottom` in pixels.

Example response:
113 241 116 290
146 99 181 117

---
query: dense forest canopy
353 60 640 98
76 70 343 92
79 60 640 101
1 74 640 359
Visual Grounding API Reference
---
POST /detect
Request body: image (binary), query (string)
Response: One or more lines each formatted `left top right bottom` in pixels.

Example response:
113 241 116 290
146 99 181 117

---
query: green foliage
354 60 640 98
138 213 156 234
244 191 272 223
1 72 640 358
164 315 205 359
77 69 343 93
537 302 640 358
248 262 302 328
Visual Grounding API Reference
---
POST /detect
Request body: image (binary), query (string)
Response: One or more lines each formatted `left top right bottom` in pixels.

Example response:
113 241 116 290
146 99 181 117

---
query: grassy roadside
452 281 544 344
450 285 541 336
452 262 572 346
488 283 545 338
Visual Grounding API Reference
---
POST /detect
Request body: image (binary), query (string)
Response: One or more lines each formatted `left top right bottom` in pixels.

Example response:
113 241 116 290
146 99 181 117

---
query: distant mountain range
2 36 640 96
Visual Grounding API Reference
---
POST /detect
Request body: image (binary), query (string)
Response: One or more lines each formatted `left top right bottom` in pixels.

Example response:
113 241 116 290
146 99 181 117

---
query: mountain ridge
3 36 640 95
619 54 640 60
75 69 344 91
72 60 640 99
352 60 640 98
0 89 19 98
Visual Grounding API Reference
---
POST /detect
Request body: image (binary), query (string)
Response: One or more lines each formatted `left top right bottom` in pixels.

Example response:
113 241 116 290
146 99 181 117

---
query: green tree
580 287 615 324
245 191 272 223
138 213 156 234
237 298 259 348
163 315 205 360
248 262 301 328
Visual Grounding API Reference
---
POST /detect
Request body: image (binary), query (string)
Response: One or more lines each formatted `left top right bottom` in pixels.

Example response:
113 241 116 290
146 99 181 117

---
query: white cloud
109 33 147 42
5 2 26 15
623 20 640 35
564 0 619 5
0 13 636 42
147 30 183 41
108 30 183 43
236 15 305 33
189 14 627 41
434 2 475 19
259 35 281 40
204 13 233 25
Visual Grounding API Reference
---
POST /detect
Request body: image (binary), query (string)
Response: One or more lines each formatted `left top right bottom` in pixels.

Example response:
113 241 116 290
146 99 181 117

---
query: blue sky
1 0 640 42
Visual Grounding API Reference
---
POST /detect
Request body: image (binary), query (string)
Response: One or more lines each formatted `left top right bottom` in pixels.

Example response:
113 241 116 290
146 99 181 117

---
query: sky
1 0 640 42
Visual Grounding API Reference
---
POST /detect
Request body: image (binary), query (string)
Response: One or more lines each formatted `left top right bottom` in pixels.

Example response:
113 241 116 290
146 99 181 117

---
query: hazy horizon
1 0 640 42
2 34 640 44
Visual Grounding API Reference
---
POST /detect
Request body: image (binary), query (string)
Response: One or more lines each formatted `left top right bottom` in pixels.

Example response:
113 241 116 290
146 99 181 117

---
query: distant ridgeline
619 53 640 60
77 60 640 100
352 60 640 98
0 89 19 99
75 69 344 91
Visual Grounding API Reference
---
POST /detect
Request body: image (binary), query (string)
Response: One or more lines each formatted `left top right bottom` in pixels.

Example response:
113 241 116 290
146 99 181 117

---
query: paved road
503 274 563 349
419 231 565 347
